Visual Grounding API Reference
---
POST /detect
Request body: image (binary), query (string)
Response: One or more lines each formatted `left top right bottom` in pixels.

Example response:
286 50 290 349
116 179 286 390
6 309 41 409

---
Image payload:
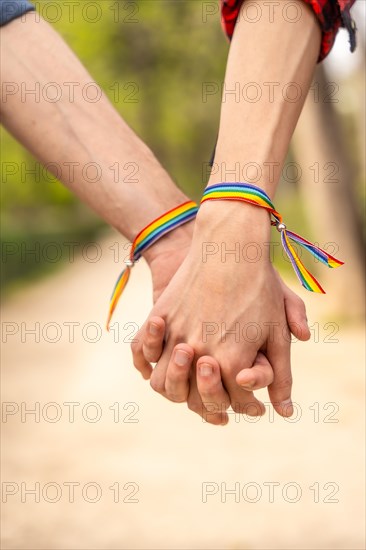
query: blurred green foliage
1 0 228 290
1 1 363 292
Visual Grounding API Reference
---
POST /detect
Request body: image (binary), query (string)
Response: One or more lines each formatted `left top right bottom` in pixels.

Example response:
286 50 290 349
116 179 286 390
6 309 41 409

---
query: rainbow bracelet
107 200 198 329
107 183 343 328
201 182 343 293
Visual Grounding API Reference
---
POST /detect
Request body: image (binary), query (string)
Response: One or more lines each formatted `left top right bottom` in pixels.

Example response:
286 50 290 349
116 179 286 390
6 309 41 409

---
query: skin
139 236 310 425
0 6 313 425
132 0 321 423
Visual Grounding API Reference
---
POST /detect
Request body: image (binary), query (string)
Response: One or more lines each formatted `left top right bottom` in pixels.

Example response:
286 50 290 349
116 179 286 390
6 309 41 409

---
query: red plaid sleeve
221 0 357 62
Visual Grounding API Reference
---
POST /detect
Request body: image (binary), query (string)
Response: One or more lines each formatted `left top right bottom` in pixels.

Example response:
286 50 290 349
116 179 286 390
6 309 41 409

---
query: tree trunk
291 65 365 320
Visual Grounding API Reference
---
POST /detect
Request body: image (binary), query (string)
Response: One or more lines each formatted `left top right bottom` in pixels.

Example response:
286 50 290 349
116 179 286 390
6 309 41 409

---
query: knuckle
144 349 159 363
169 364 190 381
205 375 223 390
274 374 293 392
130 339 140 354
199 390 216 404
231 401 245 414
187 400 204 416
132 354 146 373
166 392 186 404
149 376 165 394
221 362 240 379
206 415 225 426
231 400 263 416
246 402 265 416
255 372 272 389
199 384 224 404
144 333 158 348
202 401 220 414
132 359 143 372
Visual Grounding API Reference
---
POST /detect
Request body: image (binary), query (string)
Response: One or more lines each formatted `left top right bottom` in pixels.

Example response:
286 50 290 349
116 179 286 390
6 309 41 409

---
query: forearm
209 0 321 198
0 13 191 259
195 0 322 262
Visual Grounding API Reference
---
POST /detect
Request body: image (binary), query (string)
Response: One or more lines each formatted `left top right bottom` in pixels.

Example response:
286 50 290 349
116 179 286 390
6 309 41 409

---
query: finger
222 365 266 417
188 367 229 426
196 356 231 416
267 327 293 417
142 316 166 363
164 344 195 402
282 285 310 341
131 326 153 380
235 352 274 390
149 343 173 395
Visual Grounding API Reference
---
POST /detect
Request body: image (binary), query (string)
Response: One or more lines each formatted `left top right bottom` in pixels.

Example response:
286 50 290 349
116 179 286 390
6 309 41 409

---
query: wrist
142 219 194 267
195 199 271 240
193 199 272 268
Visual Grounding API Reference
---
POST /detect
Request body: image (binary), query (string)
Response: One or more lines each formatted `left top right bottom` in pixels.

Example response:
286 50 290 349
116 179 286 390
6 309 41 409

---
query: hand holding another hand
133 201 310 425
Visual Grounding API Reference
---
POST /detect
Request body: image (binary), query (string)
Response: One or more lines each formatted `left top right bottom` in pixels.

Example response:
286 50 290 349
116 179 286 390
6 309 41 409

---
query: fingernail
221 415 229 426
281 398 293 415
174 349 190 367
241 381 255 389
199 363 213 377
149 322 159 336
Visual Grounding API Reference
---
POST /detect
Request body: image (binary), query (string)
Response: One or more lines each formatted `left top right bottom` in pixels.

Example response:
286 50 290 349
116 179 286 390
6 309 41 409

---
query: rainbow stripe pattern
201 183 343 293
107 200 198 329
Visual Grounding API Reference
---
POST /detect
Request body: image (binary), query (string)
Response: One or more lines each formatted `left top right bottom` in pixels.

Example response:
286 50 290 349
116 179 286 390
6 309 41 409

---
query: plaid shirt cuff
221 0 357 62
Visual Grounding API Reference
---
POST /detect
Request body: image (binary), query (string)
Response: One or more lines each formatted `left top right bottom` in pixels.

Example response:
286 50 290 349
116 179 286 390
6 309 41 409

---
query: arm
133 0 319 418
0 11 234 426
0 12 193 268
0 9 309 426
210 0 321 195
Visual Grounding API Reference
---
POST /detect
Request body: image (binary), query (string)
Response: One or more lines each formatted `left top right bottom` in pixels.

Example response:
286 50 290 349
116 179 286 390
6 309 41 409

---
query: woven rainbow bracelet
201 182 343 293
107 200 198 329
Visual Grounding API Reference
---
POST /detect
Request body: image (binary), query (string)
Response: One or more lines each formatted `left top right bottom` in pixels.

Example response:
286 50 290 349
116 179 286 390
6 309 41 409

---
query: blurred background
1 1 365 549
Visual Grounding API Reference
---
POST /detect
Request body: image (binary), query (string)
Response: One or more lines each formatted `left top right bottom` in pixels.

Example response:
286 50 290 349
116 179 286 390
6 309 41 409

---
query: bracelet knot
201 182 343 294
106 200 198 330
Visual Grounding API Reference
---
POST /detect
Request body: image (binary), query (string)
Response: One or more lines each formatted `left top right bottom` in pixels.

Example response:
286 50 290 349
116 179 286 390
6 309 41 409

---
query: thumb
282 283 310 341
236 352 274 390
266 328 293 418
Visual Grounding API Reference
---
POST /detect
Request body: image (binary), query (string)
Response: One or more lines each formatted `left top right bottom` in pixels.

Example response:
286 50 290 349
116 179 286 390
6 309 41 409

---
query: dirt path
1 233 365 550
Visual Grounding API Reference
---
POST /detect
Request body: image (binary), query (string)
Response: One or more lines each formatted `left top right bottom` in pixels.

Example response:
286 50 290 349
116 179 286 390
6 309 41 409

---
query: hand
144 220 194 304
134 201 310 424
140 217 295 426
